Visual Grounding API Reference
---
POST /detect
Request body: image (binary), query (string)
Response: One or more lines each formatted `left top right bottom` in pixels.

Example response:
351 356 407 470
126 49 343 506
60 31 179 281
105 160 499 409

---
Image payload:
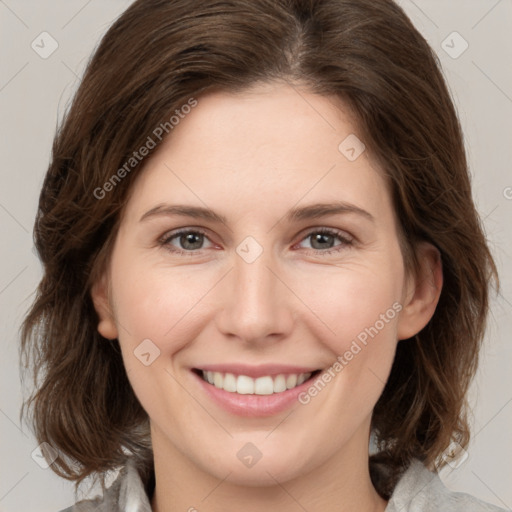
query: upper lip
193 364 321 379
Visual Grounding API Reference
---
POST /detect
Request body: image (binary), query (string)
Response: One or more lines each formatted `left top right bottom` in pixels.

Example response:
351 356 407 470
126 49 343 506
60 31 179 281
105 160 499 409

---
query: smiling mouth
192 368 322 395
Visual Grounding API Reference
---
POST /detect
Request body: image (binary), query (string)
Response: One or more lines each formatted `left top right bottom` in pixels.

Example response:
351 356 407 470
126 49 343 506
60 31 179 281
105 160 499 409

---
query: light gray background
1 1 511 511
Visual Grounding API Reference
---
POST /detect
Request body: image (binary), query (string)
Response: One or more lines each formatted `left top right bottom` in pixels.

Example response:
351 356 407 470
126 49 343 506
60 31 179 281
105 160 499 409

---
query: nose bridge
216 241 293 342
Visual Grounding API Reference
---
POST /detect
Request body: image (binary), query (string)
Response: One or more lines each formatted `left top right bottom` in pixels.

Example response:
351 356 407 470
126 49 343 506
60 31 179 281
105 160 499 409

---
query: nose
215 246 294 345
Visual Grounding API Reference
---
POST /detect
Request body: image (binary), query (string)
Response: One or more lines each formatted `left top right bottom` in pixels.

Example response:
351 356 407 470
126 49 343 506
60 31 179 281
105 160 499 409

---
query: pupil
182 232 202 250
312 233 333 249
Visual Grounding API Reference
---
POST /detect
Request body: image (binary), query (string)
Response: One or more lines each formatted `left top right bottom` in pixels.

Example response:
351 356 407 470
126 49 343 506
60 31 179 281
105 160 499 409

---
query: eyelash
158 227 354 257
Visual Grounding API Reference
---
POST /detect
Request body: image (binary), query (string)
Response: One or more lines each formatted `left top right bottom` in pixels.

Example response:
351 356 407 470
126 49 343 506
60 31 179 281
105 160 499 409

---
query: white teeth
223 373 237 392
201 370 313 394
213 372 223 389
254 376 274 395
273 374 287 393
237 375 254 394
286 374 297 389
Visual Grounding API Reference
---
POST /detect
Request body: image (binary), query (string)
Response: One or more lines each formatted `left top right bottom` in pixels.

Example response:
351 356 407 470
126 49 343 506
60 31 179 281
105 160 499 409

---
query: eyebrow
139 201 375 224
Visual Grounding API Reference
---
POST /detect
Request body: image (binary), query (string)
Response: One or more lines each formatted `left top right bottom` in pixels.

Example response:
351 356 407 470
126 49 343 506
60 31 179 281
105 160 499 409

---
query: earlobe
90 273 118 340
397 242 443 341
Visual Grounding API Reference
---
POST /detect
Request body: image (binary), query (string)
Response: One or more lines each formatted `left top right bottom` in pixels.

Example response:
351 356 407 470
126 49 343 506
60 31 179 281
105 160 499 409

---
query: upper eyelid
159 226 211 241
294 228 354 249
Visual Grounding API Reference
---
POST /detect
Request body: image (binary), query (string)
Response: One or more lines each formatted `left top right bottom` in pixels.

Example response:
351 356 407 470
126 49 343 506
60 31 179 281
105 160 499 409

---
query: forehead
122 82 393 226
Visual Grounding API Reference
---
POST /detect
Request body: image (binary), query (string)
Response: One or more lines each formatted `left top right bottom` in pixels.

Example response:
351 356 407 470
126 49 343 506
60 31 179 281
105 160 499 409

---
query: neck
150 425 387 512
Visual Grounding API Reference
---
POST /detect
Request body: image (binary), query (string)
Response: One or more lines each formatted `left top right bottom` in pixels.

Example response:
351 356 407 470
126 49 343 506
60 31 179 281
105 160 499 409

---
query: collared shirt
59 457 508 511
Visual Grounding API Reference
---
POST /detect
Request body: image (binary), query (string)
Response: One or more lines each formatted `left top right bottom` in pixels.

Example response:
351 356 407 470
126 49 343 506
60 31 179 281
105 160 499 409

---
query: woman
20 0 506 511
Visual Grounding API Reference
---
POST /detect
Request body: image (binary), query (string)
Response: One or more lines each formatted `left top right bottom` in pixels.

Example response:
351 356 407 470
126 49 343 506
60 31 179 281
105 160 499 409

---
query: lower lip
191 370 320 417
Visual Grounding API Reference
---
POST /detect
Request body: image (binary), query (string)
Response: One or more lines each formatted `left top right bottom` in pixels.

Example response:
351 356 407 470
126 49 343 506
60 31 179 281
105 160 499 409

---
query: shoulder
386 459 509 512
57 458 153 512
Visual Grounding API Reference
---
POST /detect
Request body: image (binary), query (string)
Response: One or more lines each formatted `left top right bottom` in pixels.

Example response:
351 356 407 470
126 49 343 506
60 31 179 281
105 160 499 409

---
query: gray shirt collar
62 457 507 511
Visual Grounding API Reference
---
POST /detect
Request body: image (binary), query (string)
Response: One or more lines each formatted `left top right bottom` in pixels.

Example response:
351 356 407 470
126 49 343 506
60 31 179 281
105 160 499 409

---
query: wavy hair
20 0 498 499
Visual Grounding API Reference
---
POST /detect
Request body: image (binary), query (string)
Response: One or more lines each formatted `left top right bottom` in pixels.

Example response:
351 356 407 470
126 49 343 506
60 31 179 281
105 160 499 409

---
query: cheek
291 255 404 408
294 262 403 350
110 258 218 362
109 265 204 427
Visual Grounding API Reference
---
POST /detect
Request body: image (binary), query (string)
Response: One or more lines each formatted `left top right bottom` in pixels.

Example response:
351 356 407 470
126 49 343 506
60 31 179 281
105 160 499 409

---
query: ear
90 272 118 340
397 241 443 340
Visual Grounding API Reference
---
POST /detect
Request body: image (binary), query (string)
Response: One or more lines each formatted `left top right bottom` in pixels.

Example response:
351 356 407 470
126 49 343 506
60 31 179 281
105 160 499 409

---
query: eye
159 228 214 255
295 228 353 254
158 227 353 256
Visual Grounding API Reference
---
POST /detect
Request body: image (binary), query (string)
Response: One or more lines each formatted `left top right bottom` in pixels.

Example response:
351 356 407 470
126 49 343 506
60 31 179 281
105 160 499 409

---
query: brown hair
20 0 498 499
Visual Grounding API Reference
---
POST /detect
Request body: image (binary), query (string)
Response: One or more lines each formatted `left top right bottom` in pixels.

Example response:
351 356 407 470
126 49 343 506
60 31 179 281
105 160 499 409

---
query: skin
92 81 442 512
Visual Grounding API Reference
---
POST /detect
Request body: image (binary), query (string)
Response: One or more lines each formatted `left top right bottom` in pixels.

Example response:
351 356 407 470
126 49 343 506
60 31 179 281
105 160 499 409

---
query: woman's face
93 81 439 486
